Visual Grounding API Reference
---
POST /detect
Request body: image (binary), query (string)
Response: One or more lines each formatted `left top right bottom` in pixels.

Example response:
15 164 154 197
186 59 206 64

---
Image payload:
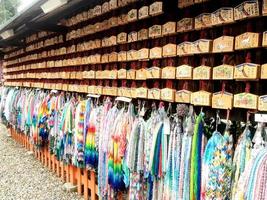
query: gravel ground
0 124 83 200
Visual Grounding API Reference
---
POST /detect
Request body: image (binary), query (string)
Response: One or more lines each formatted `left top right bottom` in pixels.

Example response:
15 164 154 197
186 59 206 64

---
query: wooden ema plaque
109 52 118 62
149 1 163 16
212 7 234 26
95 85 103 95
147 67 161 79
192 39 212 54
263 0 267 15
163 43 177 57
162 66 176 79
148 88 161 100
138 29 148 40
234 1 259 20
213 64 234 80
150 47 162 59
136 68 147 80
139 6 149 19
258 95 267 111
128 31 138 43
195 13 212 30
102 2 109 13
176 64 193 79
212 91 233 109
117 32 127 44
193 65 211 80
88 85 95 94
177 42 193 56
138 48 149 60
118 69 127 79
178 0 194 8
109 0 117 10
234 63 260 80
161 88 175 102
213 36 234 53
175 90 191 103
136 87 148 98
118 51 127 61
262 31 267 46
128 9 138 22
177 18 194 32
235 32 259 50
149 25 162 38
127 50 138 61
234 92 258 109
162 22 176 36
191 91 211 106
261 64 267 79
127 70 136 80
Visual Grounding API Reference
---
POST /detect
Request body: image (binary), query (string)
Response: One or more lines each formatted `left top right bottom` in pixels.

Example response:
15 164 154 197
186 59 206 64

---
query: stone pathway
0 124 83 200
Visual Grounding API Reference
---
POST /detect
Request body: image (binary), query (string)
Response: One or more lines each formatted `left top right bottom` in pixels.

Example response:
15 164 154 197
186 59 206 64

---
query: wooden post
60 161 65 181
77 168 82 195
56 160 60 177
90 171 96 200
69 165 76 184
83 169 89 200
65 165 70 183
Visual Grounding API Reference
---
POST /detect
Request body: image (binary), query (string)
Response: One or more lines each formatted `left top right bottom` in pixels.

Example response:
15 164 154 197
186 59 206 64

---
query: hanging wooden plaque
148 88 161 100
192 39 212 54
138 29 148 40
101 54 109 63
127 50 138 61
234 92 258 109
177 42 193 56
150 47 162 59
149 1 163 16
161 88 175 102
193 65 211 80
234 1 259 20
130 88 136 98
213 36 234 53
147 66 161 79
136 68 147 80
262 31 267 46
88 85 95 94
212 92 233 109
128 9 138 22
128 31 138 43
177 18 194 32
109 36 117 46
138 48 149 60
235 32 259 50
127 69 136 79
95 86 103 95
195 13 212 30
123 87 132 98
258 95 267 111
136 87 148 98
102 2 109 13
93 5 102 16
212 7 234 26
117 32 127 44
149 25 162 38
109 52 118 62
118 51 127 61
139 6 149 19
191 91 212 106
118 14 127 25
213 64 234 80
109 0 118 10
163 43 177 57
234 63 260 80
118 68 127 79
176 64 193 79
162 22 176 36
175 90 191 103
263 0 267 15
110 70 118 79
162 66 176 79
261 64 267 79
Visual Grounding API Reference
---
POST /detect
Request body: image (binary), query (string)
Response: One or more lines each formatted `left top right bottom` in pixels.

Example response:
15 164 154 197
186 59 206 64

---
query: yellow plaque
258 95 267 111
118 51 127 61
118 68 127 79
177 42 193 56
175 90 191 103
234 1 259 20
161 88 175 102
213 36 234 53
138 48 149 60
213 64 234 80
235 32 259 50
148 88 161 100
211 7 234 25
176 64 193 79
149 47 162 59
127 69 136 79
163 43 177 57
117 32 127 44
262 31 267 47
212 92 233 109
149 1 163 16
139 6 149 19
149 25 162 38
234 63 260 80
191 91 212 106
162 66 176 79
136 68 147 80
261 64 267 79
147 66 161 79
138 29 148 40
193 65 211 80
136 87 148 98
195 13 212 30
192 39 212 54
162 22 176 36
234 92 258 109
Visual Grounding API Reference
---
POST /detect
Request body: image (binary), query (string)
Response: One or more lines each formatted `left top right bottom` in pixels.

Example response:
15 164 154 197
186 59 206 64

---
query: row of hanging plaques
4 81 267 111
5 63 267 81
